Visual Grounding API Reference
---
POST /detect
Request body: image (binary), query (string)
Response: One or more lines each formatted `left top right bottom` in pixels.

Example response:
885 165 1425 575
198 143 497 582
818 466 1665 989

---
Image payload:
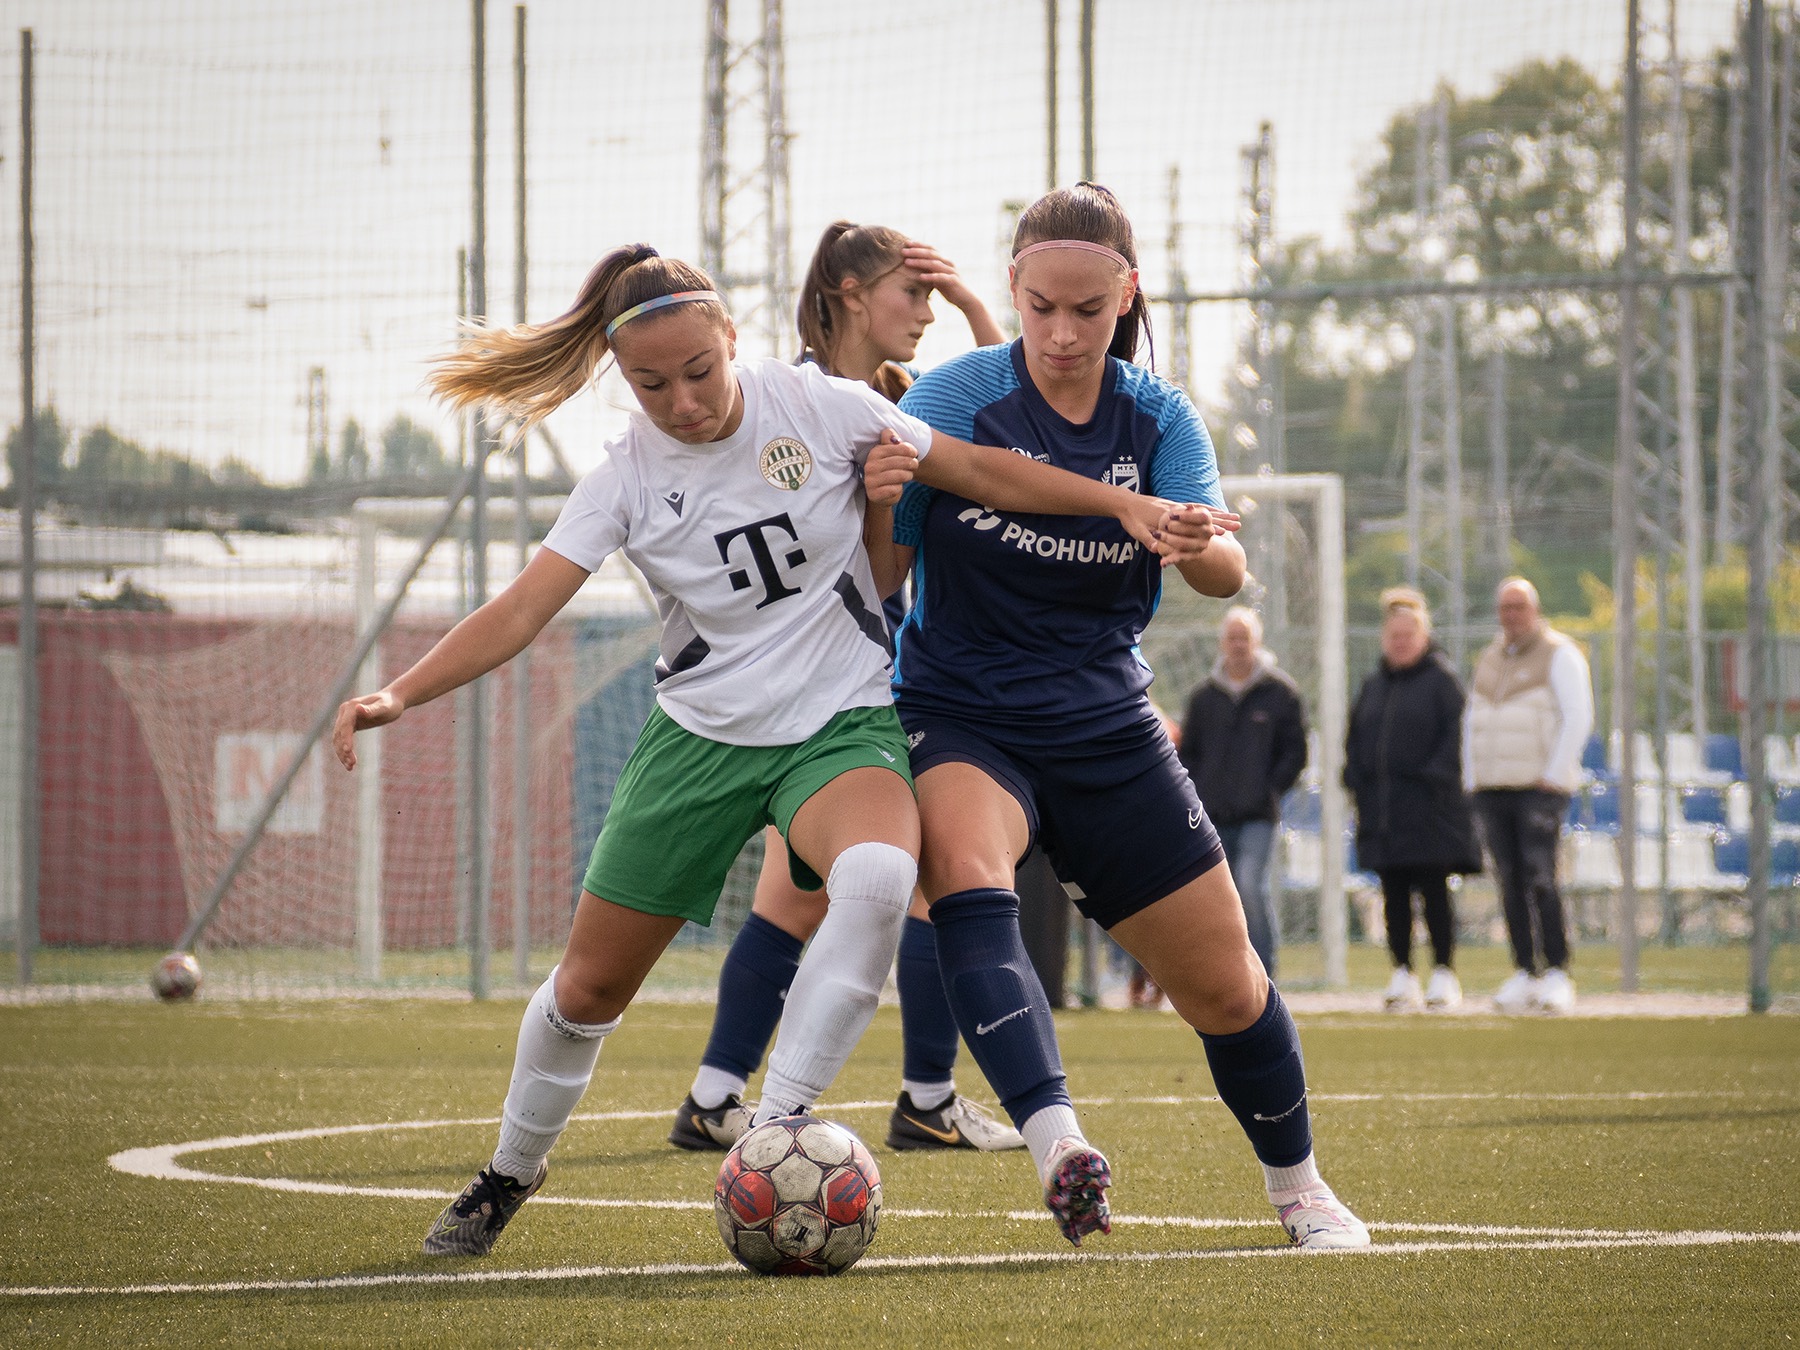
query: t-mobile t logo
715 512 807 608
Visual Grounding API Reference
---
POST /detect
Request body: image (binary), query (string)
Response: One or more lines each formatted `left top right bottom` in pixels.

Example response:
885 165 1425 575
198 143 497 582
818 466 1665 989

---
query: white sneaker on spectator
1382 967 1423 1011
1536 967 1576 1014
1424 966 1462 1010
1494 969 1540 1014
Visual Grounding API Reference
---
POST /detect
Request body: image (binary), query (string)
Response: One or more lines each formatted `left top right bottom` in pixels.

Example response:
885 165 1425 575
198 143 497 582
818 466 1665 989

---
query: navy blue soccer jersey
892 340 1224 743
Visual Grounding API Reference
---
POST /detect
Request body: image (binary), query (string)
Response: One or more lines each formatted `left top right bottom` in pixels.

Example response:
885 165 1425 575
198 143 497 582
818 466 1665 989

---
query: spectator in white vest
1463 577 1594 1014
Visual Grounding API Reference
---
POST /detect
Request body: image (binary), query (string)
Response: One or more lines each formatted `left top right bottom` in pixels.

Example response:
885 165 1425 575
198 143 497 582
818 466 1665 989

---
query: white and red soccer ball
150 951 202 1001
714 1117 881 1275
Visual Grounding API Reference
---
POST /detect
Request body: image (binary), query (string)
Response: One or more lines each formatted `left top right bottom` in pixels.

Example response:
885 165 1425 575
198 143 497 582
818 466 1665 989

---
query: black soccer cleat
885 1091 1026 1152
421 1161 547 1257
668 1092 753 1151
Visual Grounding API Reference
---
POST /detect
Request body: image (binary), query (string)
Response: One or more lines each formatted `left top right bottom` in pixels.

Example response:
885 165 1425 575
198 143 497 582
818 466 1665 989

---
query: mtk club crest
759 437 813 490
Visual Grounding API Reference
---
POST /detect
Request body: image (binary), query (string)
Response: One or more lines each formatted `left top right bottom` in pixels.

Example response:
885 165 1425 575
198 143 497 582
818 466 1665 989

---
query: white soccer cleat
1536 967 1576 1014
1275 1187 1372 1250
1493 968 1540 1014
1424 966 1463 1010
1382 966 1423 1011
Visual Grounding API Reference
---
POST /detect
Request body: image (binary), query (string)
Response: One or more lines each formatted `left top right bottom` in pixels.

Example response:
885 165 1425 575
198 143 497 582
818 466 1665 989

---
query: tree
380 414 448 478
5 407 70 489
73 424 154 483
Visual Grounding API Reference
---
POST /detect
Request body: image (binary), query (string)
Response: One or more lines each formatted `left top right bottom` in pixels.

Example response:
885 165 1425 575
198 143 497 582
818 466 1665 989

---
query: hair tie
603 290 722 338
1013 239 1132 271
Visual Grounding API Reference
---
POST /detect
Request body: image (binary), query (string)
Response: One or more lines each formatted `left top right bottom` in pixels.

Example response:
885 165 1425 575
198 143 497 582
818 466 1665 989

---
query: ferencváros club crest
758 437 813 490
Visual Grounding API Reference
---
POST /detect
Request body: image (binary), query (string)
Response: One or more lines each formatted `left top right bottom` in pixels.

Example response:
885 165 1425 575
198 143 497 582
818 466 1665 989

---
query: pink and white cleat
1043 1137 1112 1246
1276 1187 1371 1250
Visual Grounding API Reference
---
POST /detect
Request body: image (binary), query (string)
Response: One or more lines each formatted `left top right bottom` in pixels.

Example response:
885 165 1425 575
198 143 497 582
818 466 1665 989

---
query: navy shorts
901 708 1227 929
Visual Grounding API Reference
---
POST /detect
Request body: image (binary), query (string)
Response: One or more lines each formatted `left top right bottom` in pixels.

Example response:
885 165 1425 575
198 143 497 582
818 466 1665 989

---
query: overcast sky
0 0 1740 482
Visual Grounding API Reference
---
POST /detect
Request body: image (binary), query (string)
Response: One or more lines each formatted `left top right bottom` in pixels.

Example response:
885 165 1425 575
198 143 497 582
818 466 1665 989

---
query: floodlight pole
1744 0 1774 1013
469 0 494 999
1612 0 1643 992
511 3 533 988
16 29 37 984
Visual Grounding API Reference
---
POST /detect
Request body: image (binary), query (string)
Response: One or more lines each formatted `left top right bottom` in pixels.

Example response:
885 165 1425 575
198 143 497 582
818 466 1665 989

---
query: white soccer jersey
542 358 936 746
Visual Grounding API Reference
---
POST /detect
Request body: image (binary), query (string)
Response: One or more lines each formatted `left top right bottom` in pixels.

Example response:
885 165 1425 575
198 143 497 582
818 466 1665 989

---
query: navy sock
1198 985 1314 1167
930 888 1068 1127
699 912 803 1079
897 915 959 1088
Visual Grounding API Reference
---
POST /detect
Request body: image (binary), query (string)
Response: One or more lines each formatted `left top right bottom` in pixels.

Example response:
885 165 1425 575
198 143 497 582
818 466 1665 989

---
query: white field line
6 1230 1800 1299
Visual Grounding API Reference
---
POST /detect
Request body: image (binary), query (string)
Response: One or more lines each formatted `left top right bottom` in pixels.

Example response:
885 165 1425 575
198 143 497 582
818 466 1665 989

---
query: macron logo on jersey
662 490 685 517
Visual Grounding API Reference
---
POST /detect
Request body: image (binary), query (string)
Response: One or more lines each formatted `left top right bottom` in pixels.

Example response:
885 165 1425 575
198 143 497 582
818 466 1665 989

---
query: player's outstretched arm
1169 528 1246 598
332 546 590 770
916 430 1238 566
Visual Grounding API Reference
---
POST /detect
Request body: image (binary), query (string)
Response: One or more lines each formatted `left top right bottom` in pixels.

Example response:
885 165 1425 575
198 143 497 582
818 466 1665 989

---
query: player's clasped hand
332 690 405 771
1151 503 1241 567
862 428 921 506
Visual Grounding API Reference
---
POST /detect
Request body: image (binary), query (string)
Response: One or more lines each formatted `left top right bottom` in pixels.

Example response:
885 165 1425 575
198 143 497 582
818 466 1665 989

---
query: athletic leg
917 762 1107 1242
752 766 920 1123
1110 864 1368 1249
673 830 826 1148
424 895 685 1256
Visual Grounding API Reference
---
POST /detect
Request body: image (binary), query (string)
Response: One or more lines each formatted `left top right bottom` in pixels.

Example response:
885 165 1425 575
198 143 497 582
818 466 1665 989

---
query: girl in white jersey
669 221 1029 1157
331 243 1216 1258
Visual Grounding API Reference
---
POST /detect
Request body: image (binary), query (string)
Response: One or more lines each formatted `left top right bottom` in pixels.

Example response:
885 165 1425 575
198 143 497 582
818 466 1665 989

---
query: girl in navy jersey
872 184 1370 1249
330 242 1212 1259
670 221 1029 1156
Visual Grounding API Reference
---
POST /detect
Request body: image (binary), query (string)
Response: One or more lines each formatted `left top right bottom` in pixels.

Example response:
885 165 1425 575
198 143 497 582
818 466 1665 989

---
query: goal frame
1218 473 1349 988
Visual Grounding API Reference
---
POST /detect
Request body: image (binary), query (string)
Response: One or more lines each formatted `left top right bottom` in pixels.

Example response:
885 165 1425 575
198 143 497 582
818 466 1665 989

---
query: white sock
690 1065 747 1111
1019 1104 1084 1182
902 1078 956 1111
491 971 618 1183
1263 1152 1324 1204
752 842 915 1125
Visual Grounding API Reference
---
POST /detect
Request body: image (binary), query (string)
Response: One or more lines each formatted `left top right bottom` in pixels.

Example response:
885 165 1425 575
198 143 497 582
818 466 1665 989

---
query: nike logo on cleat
975 1006 1031 1035
899 1114 963 1145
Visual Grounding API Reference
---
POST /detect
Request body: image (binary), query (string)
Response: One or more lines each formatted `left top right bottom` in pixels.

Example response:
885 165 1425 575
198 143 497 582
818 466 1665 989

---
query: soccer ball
150 951 202 1001
714 1117 881 1276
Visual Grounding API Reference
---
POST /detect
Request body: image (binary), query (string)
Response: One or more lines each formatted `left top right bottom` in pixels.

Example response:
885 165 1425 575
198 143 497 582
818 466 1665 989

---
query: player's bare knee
552 964 632 1025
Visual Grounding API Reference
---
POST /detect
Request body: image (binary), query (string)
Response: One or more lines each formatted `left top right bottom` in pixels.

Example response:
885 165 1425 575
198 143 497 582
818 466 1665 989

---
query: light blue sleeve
1129 370 1224 510
892 347 1016 548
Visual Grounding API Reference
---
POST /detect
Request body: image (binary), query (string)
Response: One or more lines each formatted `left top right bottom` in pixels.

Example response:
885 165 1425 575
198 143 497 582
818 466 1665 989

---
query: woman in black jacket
1344 588 1482 1011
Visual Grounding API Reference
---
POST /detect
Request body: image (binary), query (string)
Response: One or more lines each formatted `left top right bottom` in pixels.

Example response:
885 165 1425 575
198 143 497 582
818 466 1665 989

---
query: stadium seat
1727 782 1752 832
1608 730 1659 781
1580 734 1610 781
1775 838 1800 887
1704 734 1746 783
1565 831 1621 891
1713 831 1750 882
1587 782 1664 834
1662 732 1709 785
1679 785 1728 829
1566 789 1590 831
1776 786 1800 830
1661 834 1741 894
1766 736 1800 785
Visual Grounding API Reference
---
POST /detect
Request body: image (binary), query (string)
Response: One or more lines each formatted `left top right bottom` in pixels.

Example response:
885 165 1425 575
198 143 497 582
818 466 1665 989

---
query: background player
870 183 1370 1250
331 242 1213 1258
670 220 1024 1156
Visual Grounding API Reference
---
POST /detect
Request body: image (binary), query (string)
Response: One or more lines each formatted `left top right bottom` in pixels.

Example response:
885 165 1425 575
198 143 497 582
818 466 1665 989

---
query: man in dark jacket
1178 606 1308 979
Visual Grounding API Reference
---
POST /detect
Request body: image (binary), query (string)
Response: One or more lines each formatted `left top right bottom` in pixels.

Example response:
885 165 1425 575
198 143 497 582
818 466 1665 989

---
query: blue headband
603 290 722 338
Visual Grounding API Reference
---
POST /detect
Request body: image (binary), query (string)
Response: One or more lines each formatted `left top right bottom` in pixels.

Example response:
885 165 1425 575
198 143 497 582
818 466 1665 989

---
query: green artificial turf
1 999 1795 1346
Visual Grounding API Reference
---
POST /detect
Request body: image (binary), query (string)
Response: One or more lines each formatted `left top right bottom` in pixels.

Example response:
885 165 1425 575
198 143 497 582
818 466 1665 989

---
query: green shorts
581 702 914 926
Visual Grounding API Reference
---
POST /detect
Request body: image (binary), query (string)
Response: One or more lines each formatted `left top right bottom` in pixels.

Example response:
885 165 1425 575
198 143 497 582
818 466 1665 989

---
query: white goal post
1217 473 1349 988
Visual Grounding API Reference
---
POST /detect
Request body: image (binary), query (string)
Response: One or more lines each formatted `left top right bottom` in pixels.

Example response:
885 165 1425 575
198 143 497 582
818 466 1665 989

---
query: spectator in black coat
1178 606 1308 979
1344 588 1482 1011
